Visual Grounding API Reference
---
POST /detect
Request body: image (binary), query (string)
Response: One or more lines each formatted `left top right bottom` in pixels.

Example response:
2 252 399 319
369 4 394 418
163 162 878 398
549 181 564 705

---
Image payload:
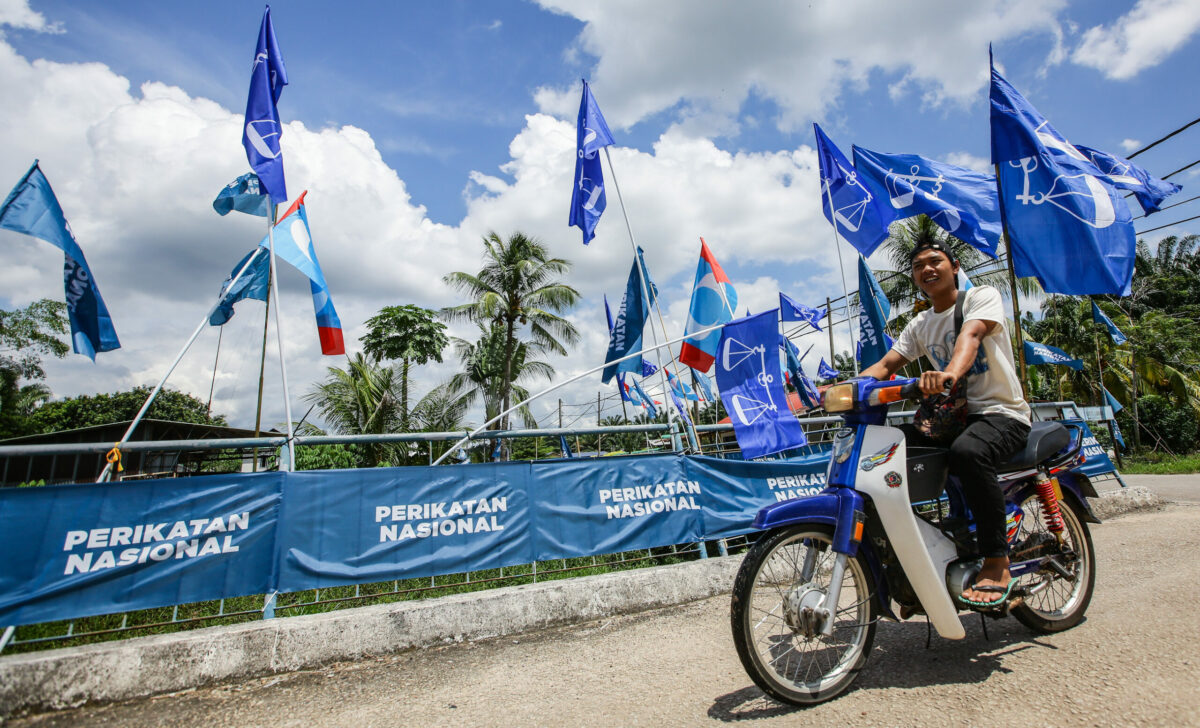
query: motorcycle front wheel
730 525 878 705
1011 494 1096 633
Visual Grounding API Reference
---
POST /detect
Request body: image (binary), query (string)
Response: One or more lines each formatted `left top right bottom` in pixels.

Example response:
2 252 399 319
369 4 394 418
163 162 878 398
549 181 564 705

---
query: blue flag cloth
990 60 1135 295
818 358 840 380
779 336 809 406
641 359 658 377
559 435 573 458
679 238 737 372
1111 418 1126 450
1091 300 1128 345
212 172 270 217
857 256 891 369
1024 340 1084 370
852 146 1002 258
814 123 896 257
1075 145 1181 216
716 310 808 459
569 80 616 245
1103 387 1124 415
693 370 715 402
632 378 657 419
603 248 654 383
670 390 694 430
210 248 270 326
778 292 825 330
604 294 614 333
616 373 632 403
0 161 120 360
242 6 289 203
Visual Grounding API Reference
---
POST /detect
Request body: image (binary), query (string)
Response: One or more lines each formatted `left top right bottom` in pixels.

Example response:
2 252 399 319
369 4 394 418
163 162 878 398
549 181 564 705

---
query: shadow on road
709 616 1060 720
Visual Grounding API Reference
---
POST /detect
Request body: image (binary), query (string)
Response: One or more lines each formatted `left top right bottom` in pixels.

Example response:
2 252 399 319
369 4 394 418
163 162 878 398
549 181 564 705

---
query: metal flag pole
96 247 267 482
602 147 682 451
821 179 859 374
252 209 274 472
265 195 296 470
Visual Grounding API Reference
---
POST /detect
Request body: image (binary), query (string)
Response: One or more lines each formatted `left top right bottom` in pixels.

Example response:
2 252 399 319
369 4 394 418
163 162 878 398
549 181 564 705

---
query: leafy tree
26 386 225 434
0 299 69 437
442 232 581 435
305 353 403 466
292 424 362 470
408 382 471 462
360 305 448 429
446 322 555 431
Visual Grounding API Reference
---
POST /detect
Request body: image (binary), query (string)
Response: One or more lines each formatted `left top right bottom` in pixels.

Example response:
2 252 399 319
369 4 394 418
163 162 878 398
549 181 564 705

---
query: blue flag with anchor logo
818 358 840 380
569 80 615 245
715 310 807 459
814 123 896 257
0 161 120 360
778 292 825 330
1023 340 1084 371
990 57 1134 295
852 146 1002 258
242 6 289 203
1091 300 1127 345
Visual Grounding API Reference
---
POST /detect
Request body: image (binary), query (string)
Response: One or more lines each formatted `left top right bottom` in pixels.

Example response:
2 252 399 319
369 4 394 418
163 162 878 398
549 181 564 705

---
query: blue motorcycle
730 376 1098 705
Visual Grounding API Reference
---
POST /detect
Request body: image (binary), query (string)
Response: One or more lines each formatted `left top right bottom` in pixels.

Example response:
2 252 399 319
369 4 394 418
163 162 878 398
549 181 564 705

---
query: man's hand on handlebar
919 371 956 396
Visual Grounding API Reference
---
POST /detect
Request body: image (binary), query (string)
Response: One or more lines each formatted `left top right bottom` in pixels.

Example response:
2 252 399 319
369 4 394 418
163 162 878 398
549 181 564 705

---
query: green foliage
1120 452 1200 474
304 353 404 466
0 299 69 437
26 386 226 435
295 443 361 471
442 231 581 436
360 304 448 428
1121 394 1199 455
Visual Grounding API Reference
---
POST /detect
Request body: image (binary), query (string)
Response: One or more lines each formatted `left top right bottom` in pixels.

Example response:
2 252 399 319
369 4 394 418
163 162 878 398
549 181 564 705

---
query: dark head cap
909 240 959 268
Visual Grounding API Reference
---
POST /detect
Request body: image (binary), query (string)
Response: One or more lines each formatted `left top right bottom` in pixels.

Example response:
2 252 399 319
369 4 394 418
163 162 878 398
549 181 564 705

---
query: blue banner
0 161 121 360
210 248 269 326
853 146 1002 258
857 256 891 369
779 292 825 330
569 79 615 244
603 248 654 383
716 310 808 459
0 473 281 626
277 464 530 590
1062 419 1117 478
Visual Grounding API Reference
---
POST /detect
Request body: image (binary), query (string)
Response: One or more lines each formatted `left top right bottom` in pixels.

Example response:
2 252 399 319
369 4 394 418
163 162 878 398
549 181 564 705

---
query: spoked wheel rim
1013 494 1092 620
741 530 874 698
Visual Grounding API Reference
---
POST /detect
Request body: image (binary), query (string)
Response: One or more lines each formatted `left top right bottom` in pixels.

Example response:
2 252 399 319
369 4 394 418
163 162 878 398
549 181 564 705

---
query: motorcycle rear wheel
1011 495 1095 633
730 525 878 705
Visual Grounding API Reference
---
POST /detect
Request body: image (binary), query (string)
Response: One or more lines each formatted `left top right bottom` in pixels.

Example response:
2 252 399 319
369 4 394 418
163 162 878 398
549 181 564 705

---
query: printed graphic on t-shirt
929 331 990 375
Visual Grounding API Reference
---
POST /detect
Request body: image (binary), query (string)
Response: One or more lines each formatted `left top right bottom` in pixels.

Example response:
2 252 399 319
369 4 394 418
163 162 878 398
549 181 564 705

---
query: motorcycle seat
996 421 1070 473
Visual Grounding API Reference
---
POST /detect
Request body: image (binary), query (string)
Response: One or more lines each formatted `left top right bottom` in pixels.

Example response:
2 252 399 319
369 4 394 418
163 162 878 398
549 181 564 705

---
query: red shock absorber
1034 474 1065 535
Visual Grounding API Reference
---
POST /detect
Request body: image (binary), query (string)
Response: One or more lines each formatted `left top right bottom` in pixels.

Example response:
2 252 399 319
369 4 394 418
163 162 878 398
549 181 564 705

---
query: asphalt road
13 484 1200 728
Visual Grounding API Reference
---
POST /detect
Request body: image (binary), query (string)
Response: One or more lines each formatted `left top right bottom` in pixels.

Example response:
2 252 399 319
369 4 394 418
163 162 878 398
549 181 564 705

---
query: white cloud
533 0 1068 132
943 152 991 174
0 0 59 33
1120 138 1142 153
0 32 853 431
1072 0 1200 80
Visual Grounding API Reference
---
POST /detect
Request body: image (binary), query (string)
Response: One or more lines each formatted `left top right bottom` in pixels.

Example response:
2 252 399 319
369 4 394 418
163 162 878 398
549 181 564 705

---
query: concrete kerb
0 486 1166 718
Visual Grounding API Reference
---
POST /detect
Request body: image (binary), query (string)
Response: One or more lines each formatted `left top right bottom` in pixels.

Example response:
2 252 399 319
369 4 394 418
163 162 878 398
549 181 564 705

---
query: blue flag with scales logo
814 123 896 257
990 57 1134 295
242 6 289 203
569 80 615 245
0 161 120 360
715 310 807 459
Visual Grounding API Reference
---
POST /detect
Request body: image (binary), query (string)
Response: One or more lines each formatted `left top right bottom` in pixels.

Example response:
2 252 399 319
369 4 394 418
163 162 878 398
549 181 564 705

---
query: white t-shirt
891 285 1031 424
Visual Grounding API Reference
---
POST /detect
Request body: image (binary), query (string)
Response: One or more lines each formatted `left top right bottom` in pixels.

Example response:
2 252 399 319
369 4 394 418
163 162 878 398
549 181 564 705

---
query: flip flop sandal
957 577 1019 608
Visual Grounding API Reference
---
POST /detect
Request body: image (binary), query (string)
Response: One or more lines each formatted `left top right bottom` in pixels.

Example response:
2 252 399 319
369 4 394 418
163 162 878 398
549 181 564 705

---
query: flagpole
206 326 222 418
822 181 859 374
97 247 267 482
252 242 272 472
994 164 1030 399
265 196 297 470
602 147 683 451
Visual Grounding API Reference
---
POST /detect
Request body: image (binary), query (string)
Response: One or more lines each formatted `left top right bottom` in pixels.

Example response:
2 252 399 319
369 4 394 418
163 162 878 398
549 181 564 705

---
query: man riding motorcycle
859 240 1031 606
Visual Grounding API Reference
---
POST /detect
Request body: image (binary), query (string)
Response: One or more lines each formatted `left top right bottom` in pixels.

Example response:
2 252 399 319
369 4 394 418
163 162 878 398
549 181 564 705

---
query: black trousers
899 414 1031 558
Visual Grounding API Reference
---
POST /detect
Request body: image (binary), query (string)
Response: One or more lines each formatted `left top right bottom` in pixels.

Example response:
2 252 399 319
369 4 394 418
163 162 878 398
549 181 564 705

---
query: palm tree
442 232 581 431
305 353 403 466
360 304 448 430
445 321 556 430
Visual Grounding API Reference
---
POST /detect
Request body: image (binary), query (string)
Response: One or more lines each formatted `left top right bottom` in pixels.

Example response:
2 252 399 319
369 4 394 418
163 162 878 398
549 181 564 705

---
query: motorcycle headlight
823 382 856 412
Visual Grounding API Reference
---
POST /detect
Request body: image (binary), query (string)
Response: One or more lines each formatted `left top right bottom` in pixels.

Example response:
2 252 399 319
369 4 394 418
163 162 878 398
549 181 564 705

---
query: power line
1127 116 1200 159
1132 193 1200 221
1137 213 1200 237
1160 158 1200 181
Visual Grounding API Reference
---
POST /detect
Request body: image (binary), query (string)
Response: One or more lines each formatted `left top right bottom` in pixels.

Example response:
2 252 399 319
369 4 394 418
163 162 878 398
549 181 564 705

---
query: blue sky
2 0 1199 429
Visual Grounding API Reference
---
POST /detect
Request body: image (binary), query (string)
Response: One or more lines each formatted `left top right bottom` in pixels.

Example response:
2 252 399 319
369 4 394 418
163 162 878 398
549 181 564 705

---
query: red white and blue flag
258 191 346 355
679 238 737 372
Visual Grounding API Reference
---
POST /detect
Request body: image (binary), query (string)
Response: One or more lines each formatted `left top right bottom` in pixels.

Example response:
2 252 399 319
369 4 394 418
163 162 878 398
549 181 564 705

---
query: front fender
752 487 866 555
